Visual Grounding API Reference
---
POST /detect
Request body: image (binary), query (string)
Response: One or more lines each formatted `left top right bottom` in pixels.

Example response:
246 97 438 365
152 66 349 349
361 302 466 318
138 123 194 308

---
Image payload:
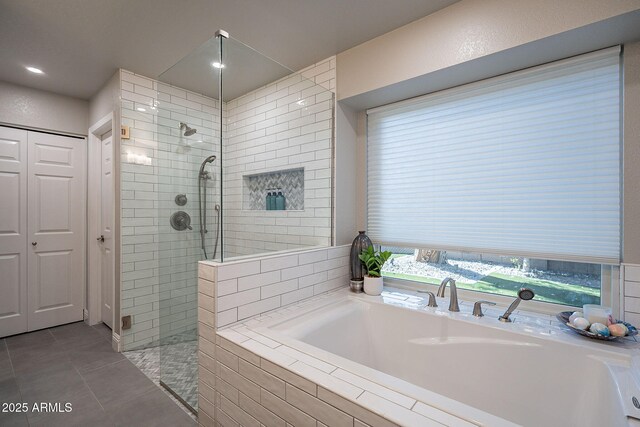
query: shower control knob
97 235 105 242
32 242 37 246
170 211 192 231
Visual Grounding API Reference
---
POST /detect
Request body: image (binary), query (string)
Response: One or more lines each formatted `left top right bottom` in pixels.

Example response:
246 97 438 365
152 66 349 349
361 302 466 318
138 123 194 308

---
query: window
381 247 606 307
367 47 621 304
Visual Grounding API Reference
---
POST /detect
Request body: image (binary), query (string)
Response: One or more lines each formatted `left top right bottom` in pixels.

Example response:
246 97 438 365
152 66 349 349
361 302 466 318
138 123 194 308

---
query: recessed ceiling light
136 107 147 112
26 66 44 74
211 62 225 69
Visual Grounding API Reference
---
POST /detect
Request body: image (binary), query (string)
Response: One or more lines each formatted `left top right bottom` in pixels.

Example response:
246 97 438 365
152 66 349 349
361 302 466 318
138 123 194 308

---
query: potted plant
359 245 392 295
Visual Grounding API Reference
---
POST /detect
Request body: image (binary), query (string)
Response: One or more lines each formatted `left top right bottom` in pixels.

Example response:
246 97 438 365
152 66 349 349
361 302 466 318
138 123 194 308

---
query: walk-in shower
135 30 336 413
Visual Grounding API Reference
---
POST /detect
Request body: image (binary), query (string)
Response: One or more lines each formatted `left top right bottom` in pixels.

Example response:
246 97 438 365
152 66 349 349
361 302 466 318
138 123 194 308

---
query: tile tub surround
623 264 640 326
199 284 640 427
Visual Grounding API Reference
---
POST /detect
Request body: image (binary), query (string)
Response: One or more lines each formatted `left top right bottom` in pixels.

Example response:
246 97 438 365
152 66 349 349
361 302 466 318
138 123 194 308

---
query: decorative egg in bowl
556 311 638 341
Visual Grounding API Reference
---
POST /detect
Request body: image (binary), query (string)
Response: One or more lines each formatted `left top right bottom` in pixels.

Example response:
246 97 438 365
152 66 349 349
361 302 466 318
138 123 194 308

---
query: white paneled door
0 127 28 337
100 131 114 328
27 131 86 332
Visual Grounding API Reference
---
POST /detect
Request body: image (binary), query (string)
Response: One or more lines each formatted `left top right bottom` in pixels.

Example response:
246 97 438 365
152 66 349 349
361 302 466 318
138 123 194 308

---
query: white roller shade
366 47 621 264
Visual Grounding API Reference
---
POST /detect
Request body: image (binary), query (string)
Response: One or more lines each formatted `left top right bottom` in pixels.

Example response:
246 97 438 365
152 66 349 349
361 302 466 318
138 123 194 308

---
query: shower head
179 122 197 136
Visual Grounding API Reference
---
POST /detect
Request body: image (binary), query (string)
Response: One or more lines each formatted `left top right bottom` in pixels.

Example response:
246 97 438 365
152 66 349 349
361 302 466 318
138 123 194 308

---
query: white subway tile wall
223 57 336 258
120 70 221 350
623 264 640 326
199 245 350 329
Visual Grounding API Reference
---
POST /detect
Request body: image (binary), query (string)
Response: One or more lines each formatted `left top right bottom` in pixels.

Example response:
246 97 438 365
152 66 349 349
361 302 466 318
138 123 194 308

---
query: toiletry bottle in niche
269 190 276 210
266 191 273 210
275 190 285 210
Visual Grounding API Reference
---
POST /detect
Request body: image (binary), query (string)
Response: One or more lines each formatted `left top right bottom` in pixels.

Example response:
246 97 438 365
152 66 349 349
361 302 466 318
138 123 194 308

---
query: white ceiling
0 0 459 100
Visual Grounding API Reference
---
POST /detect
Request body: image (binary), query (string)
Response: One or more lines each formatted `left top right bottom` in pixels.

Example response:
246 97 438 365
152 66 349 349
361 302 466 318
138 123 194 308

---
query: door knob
97 235 105 242
32 242 37 246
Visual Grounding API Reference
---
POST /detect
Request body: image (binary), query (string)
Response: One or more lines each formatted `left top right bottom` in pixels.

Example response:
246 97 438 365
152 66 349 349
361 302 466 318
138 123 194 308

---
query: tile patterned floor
124 330 198 411
0 322 196 427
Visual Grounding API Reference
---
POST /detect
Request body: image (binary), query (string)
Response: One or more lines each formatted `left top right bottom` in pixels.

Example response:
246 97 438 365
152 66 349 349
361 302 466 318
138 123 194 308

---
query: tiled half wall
199 245 350 329
196 245 399 426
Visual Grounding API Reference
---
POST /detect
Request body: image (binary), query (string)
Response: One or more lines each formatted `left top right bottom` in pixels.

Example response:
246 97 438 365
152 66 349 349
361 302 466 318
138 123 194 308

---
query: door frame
87 113 117 341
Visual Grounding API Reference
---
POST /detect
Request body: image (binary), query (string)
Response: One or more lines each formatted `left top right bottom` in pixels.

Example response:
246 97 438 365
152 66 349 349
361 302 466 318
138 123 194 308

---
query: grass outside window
381 252 601 307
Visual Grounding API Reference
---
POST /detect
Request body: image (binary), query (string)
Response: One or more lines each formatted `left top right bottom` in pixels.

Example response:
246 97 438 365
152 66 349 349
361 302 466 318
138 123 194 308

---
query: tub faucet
436 277 459 312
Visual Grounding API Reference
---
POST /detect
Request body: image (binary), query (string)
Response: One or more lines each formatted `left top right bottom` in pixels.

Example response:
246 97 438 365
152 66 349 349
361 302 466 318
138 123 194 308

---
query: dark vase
350 231 373 280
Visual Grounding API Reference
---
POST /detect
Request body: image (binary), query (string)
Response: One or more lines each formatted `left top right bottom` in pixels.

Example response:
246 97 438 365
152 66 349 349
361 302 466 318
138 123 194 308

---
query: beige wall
334 102 358 245
88 70 122 337
0 80 88 135
340 1 640 263
89 70 120 125
337 0 640 103
624 42 640 264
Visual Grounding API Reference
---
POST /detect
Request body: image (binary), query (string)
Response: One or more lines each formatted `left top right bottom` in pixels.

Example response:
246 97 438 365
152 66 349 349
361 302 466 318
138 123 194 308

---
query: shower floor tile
124 330 198 416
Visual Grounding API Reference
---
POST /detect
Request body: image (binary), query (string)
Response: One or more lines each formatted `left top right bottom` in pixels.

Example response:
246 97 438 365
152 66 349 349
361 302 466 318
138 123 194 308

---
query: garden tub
243 290 640 426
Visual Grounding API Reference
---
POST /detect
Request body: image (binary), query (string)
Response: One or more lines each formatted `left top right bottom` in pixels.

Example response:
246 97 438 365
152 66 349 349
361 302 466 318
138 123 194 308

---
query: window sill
382 276 587 317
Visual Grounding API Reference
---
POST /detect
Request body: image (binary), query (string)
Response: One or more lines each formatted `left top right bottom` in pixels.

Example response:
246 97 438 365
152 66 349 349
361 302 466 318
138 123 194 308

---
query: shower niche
243 168 304 211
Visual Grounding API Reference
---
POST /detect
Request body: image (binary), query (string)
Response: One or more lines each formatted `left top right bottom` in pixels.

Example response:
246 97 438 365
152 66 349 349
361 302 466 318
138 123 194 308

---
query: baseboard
111 331 122 352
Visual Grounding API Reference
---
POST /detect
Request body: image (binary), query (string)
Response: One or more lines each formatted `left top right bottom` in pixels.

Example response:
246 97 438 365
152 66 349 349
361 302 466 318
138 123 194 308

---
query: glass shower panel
220 36 334 260
156 36 222 412
152 32 334 413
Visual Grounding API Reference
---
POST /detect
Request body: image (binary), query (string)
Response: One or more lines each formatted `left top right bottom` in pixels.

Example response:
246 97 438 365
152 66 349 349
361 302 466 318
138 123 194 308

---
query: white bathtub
252 291 640 426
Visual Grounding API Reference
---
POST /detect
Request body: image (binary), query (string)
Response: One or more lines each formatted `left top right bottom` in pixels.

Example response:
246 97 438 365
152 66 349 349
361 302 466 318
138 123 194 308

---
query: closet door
27 131 86 331
0 127 28 337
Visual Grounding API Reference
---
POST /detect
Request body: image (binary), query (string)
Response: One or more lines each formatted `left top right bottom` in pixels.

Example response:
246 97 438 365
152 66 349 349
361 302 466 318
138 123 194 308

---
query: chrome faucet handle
472 300 496 317
418 290 438 308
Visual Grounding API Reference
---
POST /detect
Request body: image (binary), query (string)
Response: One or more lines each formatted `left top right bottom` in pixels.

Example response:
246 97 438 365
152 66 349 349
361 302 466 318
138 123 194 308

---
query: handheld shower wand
198 155 218 259
499 288 535 322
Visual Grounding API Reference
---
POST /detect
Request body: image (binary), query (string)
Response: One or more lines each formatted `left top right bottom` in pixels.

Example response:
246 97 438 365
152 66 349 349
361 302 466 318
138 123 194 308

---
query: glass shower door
156 36 222 412
153 30 334 413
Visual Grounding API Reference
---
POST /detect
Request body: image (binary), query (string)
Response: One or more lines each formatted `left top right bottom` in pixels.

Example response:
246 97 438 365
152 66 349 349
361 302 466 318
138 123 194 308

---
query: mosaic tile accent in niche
243 168 304 210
